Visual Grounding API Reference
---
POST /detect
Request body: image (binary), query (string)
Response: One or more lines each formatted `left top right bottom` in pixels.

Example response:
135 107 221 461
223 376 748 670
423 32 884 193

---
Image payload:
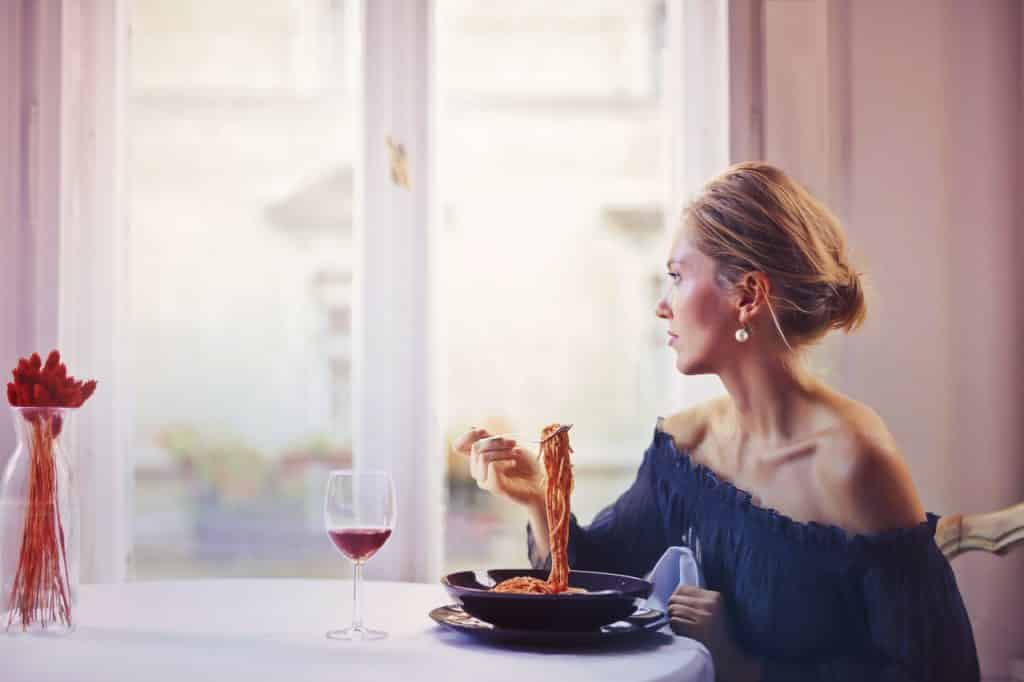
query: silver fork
538 423 573 444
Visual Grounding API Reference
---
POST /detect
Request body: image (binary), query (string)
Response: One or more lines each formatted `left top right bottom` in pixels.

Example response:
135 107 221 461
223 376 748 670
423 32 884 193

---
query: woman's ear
734 272 772 325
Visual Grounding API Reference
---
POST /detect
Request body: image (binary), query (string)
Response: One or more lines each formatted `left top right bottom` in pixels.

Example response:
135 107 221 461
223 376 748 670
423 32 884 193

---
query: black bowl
441 569 652 631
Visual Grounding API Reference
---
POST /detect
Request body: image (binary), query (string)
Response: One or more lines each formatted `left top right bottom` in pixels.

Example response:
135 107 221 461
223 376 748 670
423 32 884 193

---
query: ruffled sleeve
762 514 979 682
527 447 669 578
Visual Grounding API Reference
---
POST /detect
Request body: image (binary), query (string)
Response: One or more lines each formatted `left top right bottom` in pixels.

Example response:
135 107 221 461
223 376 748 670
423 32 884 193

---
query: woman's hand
669 585 762 682
452 428 545 509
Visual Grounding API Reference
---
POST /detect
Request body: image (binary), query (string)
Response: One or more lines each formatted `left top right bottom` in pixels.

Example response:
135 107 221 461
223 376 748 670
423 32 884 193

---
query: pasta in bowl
442 568 652 631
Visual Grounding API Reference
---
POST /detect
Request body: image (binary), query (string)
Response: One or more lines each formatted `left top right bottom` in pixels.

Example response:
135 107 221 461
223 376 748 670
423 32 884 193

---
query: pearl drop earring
735 327 750 343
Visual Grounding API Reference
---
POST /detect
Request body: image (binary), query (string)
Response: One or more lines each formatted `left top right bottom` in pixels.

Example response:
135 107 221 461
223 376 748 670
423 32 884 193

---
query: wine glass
324 470 396 641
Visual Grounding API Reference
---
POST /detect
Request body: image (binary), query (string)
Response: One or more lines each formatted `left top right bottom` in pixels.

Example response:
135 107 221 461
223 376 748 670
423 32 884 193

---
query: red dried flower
6 350 98 409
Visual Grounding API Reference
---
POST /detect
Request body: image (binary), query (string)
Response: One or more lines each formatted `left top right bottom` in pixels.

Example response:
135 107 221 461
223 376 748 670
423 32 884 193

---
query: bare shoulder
814 395 926 534
661 396 730 452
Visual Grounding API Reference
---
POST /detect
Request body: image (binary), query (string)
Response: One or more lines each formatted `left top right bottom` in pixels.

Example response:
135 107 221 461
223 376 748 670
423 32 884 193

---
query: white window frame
0 0 747 583
353 0 443 582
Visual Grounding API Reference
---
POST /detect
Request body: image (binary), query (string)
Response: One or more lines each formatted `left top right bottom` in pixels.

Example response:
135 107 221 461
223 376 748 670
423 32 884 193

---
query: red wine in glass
328 527 393 562
324 470 396 642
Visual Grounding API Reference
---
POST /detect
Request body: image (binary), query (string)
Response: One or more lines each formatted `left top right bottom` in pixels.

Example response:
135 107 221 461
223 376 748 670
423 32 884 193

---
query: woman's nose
655 296 671 320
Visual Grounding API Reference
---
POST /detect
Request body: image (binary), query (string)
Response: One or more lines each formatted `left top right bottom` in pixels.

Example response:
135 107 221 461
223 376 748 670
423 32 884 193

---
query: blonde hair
685 162 866 346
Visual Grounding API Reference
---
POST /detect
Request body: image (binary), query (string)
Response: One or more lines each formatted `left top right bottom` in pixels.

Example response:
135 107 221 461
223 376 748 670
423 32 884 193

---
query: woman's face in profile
656 232 738 375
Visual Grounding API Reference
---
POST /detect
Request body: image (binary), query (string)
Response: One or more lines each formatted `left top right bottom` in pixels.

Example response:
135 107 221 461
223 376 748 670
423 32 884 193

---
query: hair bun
829 269 866 333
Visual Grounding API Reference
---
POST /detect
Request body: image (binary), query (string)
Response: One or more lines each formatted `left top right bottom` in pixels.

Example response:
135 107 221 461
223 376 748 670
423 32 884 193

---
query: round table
3 580 714 682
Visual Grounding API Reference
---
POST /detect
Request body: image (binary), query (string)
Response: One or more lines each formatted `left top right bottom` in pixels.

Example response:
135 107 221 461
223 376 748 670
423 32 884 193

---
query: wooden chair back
935 502 1024 560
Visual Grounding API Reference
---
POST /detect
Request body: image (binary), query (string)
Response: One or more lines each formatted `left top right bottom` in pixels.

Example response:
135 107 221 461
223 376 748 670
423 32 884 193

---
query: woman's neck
717 351 819 445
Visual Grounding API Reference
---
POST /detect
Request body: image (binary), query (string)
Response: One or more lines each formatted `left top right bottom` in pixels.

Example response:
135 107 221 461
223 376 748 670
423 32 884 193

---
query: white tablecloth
2 580 714 682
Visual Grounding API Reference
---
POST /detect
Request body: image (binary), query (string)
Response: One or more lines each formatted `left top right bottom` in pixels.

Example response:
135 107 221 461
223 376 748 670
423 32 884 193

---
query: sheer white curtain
0 0 131 583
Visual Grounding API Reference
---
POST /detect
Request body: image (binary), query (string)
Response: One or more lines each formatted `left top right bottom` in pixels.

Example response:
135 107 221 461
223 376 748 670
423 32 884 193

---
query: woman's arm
760 540 979 681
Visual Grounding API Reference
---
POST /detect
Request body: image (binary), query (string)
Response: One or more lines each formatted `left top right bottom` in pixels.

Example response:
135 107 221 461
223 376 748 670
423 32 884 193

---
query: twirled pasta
493 424 577 595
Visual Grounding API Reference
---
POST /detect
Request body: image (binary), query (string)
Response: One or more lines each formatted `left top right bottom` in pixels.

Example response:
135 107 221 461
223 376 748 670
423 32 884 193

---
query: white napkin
644 546 704 613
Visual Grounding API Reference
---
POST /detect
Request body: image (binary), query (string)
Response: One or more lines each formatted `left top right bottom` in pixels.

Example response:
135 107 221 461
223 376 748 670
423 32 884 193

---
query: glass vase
0 406 79 635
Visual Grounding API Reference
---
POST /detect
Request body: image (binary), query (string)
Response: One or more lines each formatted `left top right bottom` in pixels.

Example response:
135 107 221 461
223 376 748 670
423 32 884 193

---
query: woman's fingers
669 587 717 608
453 428 491 455
668 603 710 621
669 598 709 638
482 451 518 464
478 450 518 484
669 617 700 637
470 436 515 484
473 436 517 454
669 594 711 607
469 448 481 480
509 445 536 462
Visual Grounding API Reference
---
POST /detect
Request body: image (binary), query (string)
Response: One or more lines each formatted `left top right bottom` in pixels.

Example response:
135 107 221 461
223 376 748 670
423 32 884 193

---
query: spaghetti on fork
492 423 580 595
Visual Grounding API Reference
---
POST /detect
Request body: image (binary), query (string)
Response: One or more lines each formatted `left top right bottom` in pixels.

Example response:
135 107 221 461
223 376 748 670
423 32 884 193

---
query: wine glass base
326 626 387 641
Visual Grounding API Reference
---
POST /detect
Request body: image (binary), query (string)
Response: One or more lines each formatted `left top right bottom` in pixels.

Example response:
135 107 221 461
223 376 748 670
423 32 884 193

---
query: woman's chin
675 353 712 376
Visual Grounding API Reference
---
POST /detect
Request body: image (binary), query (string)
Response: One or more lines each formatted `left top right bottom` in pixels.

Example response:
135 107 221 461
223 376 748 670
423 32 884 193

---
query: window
436 1 678 574
127 0 360 578
7 0 733 582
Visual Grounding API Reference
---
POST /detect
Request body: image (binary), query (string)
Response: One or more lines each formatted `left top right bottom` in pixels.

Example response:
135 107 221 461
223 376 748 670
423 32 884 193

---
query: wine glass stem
351 561 364 631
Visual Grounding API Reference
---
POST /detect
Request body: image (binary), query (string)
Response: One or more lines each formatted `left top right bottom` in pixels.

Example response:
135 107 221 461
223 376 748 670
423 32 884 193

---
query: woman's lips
667 331 678 346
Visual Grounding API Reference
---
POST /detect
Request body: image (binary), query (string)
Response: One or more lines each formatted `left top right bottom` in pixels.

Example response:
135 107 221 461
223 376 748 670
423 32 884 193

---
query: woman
453 162 978 681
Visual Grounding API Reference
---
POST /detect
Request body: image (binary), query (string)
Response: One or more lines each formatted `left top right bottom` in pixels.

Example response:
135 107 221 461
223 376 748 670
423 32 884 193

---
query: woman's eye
667 272 681 283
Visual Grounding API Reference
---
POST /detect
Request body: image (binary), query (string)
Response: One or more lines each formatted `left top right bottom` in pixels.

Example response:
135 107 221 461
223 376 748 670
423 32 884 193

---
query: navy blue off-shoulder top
527 422 979 681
